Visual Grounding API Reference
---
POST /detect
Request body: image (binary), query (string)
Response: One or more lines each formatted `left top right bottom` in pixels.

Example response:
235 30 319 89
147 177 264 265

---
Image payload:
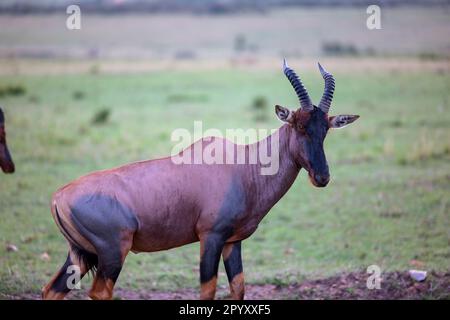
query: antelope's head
276 60 359 187
0 108 15 174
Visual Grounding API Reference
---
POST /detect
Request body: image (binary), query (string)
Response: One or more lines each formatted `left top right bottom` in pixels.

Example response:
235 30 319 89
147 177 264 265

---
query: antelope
42 61 359 300
0 108 15 174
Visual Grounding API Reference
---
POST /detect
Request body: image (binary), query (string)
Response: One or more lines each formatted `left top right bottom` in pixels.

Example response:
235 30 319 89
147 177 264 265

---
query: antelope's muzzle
308 171 329 188
0 126 14 174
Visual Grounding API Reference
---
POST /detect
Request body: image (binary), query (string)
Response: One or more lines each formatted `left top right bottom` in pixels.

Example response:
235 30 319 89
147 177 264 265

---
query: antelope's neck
244 124 301 216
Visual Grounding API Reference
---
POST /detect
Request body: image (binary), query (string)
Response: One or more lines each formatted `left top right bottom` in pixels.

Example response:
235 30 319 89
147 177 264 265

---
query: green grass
0 65 449 296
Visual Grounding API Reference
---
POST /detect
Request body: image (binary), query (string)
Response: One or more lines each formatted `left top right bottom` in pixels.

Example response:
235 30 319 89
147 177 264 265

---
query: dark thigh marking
70 194 138 280
70 194 138 250
224 242 243 282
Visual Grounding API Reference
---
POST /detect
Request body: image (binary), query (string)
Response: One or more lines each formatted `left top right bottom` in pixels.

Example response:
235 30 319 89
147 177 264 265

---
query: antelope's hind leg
68 194 139 300
222 241 244 300
88 231 134 300
42 247 93 300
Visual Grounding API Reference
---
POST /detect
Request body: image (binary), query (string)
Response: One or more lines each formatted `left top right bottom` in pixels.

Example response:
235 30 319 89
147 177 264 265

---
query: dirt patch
279 271 450 300
3 271 449 300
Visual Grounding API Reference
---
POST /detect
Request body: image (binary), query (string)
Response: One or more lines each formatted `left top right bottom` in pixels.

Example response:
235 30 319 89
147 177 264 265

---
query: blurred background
0 0 449 299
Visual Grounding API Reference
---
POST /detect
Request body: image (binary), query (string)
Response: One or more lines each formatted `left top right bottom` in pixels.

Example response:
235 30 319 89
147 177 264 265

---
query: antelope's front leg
199 233 226 300
222 241 244 300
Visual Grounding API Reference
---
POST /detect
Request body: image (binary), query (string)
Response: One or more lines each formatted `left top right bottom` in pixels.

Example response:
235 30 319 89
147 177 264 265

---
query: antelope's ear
329 114 359 129
275 105 293 123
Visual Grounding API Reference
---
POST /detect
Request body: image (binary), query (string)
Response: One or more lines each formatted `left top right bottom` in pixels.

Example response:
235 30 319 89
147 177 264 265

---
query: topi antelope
0 108 15 174
42 60 359 300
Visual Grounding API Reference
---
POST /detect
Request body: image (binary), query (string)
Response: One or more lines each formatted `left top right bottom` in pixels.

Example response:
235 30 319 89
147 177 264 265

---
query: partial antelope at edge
0 107 15 174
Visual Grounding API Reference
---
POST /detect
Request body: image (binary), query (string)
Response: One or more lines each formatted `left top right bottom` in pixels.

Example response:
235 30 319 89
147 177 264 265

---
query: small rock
40 252 51 261
6 244 18 252
409 269 427 282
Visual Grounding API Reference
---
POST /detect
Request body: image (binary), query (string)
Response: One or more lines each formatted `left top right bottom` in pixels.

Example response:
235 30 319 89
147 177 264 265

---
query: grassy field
0 59 449 298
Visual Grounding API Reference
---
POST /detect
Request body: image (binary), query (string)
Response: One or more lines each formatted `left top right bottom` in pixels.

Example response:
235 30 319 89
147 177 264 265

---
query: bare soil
3 271 449 300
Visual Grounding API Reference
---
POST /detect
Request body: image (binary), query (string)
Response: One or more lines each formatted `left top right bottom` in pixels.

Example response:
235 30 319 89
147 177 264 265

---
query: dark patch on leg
200 176 247 285
69 194 138 269
96 250 123 283
223 242 243 283
50 252 89 293
42 248 94 299
200 233 225 283
223 242 245 299
89 251 124 300
48 246 97 294
49 254 74 294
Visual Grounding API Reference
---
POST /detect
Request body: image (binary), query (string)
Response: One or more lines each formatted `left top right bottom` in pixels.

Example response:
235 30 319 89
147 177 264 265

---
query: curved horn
317 62 335 113
283 59 313 111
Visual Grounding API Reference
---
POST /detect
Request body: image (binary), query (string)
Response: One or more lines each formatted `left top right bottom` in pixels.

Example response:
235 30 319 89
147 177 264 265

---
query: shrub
91 108 111 125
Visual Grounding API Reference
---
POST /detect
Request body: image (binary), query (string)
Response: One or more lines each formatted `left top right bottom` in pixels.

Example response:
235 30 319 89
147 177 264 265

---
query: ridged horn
283 59 313 111
317 62 335 113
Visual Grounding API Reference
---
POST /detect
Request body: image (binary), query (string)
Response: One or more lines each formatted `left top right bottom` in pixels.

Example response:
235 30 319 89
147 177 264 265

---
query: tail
54 204 98 273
